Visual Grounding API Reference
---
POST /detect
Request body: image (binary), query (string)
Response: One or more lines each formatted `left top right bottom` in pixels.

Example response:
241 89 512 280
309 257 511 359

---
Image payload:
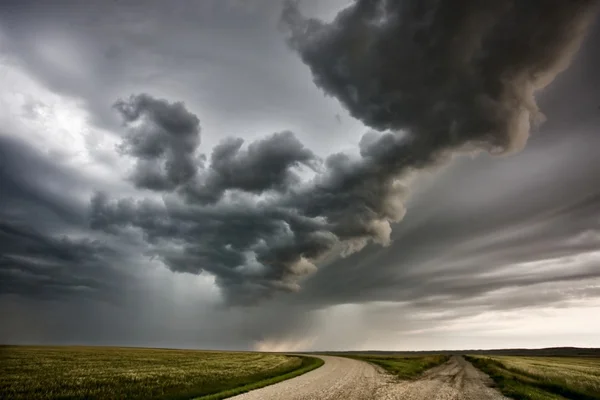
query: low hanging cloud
91 0 599 303
0 220 126 302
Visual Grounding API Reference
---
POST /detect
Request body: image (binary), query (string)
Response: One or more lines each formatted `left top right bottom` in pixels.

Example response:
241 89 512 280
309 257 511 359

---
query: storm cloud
0 135 133 304
283 0 597 152
0 220 124 302
89 0 599 303
114 94 202 191
1 0 600 350
185 130 319 203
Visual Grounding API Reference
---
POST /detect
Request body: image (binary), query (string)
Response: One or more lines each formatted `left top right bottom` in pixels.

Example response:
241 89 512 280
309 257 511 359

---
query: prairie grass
195 356 323 400
341 354 450 379
466 355 600 400
0 345 321 400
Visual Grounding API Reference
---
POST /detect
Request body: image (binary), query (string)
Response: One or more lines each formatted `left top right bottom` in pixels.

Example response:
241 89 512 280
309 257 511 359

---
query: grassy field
337 353 450 380
0 345 323 400
465 355 600 400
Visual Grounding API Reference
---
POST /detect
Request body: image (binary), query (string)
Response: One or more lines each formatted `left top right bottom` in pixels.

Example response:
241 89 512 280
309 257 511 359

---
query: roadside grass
340 354 450 380
0 345 323 400
465 355 600 400
194 356 323 400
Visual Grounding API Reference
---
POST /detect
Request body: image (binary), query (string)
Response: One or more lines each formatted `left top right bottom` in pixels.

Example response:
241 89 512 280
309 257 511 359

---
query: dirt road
229 355 509 400
378 355 510 400
230 355 383 400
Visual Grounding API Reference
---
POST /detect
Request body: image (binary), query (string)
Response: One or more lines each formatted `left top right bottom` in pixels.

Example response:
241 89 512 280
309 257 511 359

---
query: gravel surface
229 355 509 400
378 355 511 400
229 355 384 400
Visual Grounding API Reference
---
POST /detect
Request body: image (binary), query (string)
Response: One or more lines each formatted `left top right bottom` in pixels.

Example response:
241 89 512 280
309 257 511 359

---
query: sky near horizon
1 0 600 351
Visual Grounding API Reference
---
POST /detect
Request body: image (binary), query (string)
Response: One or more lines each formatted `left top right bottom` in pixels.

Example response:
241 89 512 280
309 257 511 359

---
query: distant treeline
314 347 600 357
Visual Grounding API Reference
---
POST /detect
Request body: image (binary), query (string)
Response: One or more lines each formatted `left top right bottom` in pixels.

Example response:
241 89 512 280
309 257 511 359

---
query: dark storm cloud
282 0 597 151
88 1 599 303
0 221 126 302
89 190 334 303
274 0 598 263
295 132 600 309
1 0 600 351
0 136 133 302
0 135 88 228
112 93 319 200
114 94 202 191
185 131 319 203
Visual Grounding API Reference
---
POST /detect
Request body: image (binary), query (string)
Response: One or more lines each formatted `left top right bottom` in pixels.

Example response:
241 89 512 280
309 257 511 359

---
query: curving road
230 355 385 400
229 355 509 400
378 355 510 400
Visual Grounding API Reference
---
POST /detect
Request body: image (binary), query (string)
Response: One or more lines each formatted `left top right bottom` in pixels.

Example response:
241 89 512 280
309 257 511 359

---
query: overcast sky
1 0 600 351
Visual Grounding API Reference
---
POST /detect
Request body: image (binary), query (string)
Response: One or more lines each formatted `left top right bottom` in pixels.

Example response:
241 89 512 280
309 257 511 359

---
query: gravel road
229 355 384 400
229 355 509 400
378 355 511 400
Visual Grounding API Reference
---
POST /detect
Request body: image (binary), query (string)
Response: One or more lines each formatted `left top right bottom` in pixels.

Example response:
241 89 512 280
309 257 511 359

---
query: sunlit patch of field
466 355 600 400
0 345 322 400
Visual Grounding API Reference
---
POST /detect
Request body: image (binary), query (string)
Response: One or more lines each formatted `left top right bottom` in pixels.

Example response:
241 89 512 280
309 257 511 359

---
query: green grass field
0 345 323 400
465 355 600 400
338 353 450 379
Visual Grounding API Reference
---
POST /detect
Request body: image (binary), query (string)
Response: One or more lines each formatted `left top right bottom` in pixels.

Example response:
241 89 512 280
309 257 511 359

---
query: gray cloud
185 130 319 203
0 135 89 228
296 131 600 308
112 93 320 201
0 135 134 303
89 190 332 303
282 0 597 152
0 0 354 154
0 220 126 302
114 94 202 191
2 0 600 350
88 1 599 304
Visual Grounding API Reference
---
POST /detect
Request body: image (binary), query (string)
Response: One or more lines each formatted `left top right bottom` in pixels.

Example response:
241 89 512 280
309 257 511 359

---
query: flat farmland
0 345 322 400
466 355 600 400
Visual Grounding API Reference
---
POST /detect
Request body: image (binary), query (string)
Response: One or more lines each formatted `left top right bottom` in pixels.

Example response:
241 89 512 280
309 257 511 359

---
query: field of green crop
0 345 322 400
340 354 450 379
466 355 600 400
